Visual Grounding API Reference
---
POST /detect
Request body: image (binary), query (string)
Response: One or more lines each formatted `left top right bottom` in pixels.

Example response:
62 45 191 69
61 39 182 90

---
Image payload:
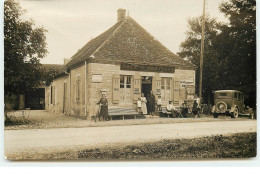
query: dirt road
5 120 256 155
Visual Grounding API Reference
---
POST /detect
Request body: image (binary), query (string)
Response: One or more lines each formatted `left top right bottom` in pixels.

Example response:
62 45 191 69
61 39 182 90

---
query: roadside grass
6 133 256 160
4 110 84 130
77 132 256 160
4 110 253 130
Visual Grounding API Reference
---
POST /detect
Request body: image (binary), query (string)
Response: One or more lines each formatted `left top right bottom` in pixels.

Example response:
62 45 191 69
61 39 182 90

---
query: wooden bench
108 106 139 120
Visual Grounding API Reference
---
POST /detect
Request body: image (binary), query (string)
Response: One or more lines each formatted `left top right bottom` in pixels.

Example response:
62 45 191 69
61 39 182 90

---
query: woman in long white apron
140 93 147 115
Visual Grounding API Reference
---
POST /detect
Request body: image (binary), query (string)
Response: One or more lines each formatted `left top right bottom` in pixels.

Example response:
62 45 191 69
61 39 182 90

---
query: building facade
45 9 196 119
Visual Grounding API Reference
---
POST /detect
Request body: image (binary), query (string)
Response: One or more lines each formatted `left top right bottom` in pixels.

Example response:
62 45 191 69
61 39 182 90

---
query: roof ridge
63 15 195 70
90 18 128 58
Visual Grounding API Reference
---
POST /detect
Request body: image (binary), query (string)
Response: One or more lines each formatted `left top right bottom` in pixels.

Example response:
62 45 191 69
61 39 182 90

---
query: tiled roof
41 64 64 73
65 20 124 68
65 16 195 70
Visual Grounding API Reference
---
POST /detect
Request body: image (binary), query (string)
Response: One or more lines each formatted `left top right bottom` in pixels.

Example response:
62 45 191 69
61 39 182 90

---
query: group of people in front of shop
137 92 201 118
97 90 159 121
137 91 158 116
137 92 180 118
96 91 201 121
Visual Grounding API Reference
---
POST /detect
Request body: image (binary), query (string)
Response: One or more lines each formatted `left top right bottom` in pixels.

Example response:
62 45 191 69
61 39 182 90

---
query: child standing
157 95 162 112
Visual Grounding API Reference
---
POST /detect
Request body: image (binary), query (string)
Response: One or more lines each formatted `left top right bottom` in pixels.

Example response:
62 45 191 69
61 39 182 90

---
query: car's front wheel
231 107 239 118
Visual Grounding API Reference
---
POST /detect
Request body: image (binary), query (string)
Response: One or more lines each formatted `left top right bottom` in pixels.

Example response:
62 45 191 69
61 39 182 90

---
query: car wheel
231 107 239 118
213 114 218 118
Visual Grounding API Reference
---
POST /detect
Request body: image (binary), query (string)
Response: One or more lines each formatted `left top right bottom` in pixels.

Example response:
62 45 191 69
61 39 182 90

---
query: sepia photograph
3 0 256 161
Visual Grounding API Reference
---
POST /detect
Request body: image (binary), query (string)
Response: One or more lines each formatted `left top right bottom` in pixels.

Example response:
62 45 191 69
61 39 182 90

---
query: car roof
215 90 242 93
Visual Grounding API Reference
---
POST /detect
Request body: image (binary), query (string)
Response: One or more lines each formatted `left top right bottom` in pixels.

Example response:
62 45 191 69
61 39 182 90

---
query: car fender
211 105 215 113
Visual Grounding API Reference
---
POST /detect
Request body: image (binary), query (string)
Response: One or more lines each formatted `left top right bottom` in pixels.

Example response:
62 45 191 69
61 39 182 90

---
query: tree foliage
178 16 226 104
4 0 48 94
219 0 256 107
178 0 256 108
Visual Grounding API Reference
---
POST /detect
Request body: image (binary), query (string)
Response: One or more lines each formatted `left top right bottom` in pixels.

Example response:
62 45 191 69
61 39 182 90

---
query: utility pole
199 0 206 105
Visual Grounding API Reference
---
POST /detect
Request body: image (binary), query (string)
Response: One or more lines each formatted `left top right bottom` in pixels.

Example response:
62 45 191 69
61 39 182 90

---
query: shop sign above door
120 63 175 73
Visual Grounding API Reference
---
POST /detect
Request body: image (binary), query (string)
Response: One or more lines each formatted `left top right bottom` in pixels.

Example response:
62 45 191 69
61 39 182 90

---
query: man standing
150 91 156 116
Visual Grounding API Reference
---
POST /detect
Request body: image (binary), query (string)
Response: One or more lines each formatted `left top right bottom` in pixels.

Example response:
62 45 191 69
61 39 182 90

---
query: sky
18 0 229 65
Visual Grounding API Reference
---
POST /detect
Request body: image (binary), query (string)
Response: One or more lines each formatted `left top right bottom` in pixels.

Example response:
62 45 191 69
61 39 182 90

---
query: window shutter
155 73 161 100
112 74 120 103
133 73 141 102
173 78 180 106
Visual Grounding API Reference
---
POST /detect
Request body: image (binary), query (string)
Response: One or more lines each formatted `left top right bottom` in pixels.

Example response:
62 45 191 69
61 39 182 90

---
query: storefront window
120 75 132 102
126 76 131 88
166 78 170 89
161 77 171 101
161 78 165 90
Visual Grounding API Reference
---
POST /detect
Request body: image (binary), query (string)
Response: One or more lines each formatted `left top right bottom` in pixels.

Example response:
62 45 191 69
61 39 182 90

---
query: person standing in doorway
97 94 109 121
150 91 155 116
140 93 147 115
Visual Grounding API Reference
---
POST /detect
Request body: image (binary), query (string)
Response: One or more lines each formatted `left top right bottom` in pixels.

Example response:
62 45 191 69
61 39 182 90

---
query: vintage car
211 90 254 119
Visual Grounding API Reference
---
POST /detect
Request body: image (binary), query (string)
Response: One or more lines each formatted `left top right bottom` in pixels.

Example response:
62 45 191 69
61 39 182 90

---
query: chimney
117 9 126 22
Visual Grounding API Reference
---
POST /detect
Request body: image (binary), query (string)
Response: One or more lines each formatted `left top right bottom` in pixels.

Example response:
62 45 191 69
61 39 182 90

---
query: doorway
141 76 152 98
25 88 45 110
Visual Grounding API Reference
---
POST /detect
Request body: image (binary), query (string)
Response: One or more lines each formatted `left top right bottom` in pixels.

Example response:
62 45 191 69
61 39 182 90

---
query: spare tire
216 101 227 113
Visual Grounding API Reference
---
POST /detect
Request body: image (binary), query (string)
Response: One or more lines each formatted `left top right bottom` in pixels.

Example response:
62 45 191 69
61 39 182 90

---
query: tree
219 0 256 108
178 0 256 108
177 15 227 104
4 0 48 95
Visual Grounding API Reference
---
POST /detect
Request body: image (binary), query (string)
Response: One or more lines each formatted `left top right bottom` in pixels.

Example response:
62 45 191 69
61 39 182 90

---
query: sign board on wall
180 78 194 88
92 74 102 83
186 85 195 100
186 85 195 94
121 63 175 73
134 88 140 94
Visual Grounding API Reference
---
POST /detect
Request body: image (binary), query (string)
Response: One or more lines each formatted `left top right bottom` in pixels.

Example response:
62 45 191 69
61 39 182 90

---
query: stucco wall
45 63 195 119
86 63 196 118
70 64 86 117
174 69 196 104
86 63 120 118
45 75 69 114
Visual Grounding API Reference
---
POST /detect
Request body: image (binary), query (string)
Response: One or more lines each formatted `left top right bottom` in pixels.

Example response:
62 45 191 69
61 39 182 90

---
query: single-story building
5 64 63 111
45 9 196 119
